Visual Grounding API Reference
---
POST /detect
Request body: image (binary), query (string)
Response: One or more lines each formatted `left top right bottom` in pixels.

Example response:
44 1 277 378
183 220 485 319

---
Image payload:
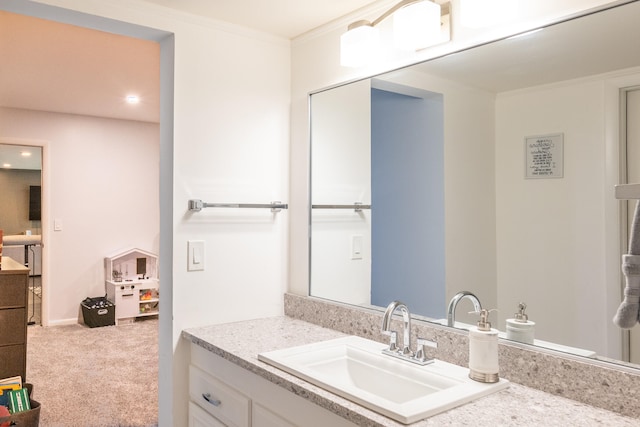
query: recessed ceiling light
21 151 32 157
3 163 11 168
126 95 141 104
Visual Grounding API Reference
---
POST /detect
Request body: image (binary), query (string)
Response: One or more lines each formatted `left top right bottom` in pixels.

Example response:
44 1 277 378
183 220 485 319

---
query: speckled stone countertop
182 316 638 427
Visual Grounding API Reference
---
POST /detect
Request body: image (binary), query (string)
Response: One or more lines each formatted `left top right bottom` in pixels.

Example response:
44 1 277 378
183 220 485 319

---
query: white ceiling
0 10 161 123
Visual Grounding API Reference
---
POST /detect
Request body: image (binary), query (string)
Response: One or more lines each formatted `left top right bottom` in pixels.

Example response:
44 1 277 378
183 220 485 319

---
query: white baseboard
47 318 79 326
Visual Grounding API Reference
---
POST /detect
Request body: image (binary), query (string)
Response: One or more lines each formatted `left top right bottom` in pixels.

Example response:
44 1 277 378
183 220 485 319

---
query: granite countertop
182 316 638 427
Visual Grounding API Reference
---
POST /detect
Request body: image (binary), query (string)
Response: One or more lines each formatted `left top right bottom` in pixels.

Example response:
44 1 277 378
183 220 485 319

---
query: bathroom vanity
188 338 355 427
0 257 29 381
183 316 637 426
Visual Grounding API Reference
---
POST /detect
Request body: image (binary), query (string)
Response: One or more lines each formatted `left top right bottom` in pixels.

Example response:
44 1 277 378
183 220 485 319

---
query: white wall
0 107 159 324
3 1 291 425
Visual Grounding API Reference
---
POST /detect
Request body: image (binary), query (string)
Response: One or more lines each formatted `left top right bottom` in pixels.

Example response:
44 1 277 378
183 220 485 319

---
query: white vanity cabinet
189 343 357 427
189 401 226 427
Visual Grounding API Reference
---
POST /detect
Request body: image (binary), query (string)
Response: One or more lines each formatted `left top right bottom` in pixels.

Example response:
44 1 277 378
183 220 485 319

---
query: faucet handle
414 337 438 363
382 330 398 351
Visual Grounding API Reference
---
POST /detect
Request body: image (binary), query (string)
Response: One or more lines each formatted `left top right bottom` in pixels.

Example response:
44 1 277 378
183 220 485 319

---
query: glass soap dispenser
468 308 500 383
506 302 535 345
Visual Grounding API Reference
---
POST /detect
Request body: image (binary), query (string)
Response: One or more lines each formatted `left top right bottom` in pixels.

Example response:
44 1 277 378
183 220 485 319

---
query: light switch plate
351 235 363 260
187 240 205 271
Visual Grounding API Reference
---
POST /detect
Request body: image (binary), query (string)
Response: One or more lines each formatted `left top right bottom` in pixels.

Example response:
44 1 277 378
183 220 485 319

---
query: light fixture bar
347 0 449 30
371 0 426 27
341 1 450 67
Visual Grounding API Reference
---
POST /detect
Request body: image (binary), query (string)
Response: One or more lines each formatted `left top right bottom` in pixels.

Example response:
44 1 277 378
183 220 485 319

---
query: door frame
0 2 175 423
620 84 640 362
0 137 49 326
600 72 640 362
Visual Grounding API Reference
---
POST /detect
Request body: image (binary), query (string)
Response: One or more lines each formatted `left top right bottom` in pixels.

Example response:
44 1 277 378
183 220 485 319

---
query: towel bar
188 199 287 213
312 203 371 212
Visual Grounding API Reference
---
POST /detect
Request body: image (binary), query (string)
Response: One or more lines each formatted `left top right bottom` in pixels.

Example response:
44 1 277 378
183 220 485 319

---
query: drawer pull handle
202 393 221 407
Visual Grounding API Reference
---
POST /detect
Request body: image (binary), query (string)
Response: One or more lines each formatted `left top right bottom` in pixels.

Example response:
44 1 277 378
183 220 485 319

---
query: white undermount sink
258 335 508 424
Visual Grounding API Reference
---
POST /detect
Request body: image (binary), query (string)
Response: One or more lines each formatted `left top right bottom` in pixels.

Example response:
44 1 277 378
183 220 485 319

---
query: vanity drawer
0 275 27 308
189 364 250 427
189 401 226 427
0 344 25 380
252 402 296 427
0 308 26 344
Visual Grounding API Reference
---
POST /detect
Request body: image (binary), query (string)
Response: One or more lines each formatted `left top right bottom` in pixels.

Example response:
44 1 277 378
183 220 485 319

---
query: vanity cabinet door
252 403 296 427
189 401 226 427
189 365 250 427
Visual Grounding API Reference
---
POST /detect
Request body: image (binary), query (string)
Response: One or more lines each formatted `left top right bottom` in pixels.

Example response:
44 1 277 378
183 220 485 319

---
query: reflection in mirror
311 79 445 318
310 1 640 368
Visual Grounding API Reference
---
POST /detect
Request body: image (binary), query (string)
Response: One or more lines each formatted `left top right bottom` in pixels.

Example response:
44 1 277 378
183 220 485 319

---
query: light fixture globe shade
340 24 380 67
394 0 441 51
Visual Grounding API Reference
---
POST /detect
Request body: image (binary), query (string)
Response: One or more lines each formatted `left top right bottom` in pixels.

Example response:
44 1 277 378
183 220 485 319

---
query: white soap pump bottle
469 308 500 383
506 302 535 345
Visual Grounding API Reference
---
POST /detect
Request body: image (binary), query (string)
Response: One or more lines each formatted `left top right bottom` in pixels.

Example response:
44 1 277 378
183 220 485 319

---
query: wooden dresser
0 256 29 381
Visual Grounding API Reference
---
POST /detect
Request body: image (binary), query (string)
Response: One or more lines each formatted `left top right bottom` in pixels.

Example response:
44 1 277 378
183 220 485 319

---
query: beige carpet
26 318 158 427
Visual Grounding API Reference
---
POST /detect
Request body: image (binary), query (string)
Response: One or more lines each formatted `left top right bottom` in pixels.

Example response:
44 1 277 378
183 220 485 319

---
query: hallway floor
26 317 158 426
27 275 41 325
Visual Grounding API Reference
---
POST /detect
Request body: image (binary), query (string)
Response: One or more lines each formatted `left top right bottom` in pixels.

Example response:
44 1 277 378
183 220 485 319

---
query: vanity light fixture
393 0 441 50
340 0 449 67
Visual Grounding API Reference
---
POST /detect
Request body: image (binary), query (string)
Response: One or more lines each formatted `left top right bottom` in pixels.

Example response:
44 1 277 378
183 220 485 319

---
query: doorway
0 142 43 325
0 2 174 424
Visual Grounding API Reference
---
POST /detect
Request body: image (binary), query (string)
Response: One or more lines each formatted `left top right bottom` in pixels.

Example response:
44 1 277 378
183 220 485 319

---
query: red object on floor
0 405 10 427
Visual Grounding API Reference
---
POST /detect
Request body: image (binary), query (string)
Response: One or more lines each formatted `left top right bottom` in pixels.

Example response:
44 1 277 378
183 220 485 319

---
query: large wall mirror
310 0 640 368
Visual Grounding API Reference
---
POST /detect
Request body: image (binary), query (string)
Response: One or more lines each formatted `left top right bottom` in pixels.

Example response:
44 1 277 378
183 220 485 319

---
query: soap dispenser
468 309 499 383
506 302 535 345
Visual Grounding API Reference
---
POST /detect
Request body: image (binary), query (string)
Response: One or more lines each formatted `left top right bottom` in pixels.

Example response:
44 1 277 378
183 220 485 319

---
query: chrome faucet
447 291 482 327
381 300 436 365
381 300 413 356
